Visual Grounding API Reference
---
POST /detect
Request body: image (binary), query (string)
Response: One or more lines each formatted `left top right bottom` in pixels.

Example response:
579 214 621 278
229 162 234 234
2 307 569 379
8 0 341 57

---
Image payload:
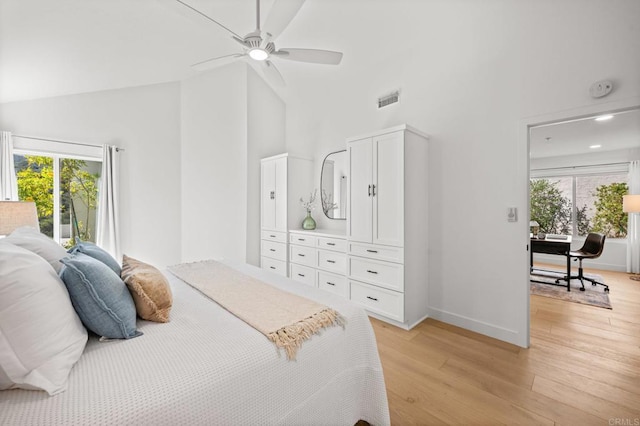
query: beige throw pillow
121 255 172 323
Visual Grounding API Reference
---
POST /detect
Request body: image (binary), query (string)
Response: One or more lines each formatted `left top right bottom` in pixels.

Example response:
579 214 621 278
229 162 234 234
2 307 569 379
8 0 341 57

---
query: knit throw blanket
168 260 345 360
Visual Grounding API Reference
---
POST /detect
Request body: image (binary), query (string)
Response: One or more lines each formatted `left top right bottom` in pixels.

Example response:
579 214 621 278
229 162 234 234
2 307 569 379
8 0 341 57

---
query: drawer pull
269 266 276 270
326 282 335 286
326 242 336 246
270 235 276 238
298 254 305 257
269 249 276 252
327 260 336 264
298 238 305 241
366 296 378 301
298 273 305 277
366 249 378 253
366 270 378 274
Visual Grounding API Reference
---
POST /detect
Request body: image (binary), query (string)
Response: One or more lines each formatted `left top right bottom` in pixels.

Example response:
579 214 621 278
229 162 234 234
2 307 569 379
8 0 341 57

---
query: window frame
14 148 102 245
531 163 629 239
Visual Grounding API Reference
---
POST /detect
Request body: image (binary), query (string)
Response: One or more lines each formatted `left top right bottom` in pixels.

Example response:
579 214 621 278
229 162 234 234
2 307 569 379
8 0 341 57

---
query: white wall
0 82 182 268
246 67 286 267
180 63 286 265
284 0 640 346
180 63 248 263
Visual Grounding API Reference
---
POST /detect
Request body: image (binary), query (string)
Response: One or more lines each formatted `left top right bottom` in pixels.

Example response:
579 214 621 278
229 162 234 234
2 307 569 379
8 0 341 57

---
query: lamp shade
623 194 640 213
0 201 39 235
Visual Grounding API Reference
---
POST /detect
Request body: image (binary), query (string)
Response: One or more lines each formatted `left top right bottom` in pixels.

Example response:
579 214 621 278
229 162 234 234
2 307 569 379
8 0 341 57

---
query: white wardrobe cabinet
346 124 429 329
260 154 313 276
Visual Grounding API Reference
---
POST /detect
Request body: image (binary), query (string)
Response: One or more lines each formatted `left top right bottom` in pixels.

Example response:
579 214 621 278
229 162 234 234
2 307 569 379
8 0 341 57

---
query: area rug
530 270 612 309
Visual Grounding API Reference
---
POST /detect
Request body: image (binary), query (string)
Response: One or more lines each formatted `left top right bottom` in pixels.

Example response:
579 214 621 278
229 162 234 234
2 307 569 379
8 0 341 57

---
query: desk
530 235 573 291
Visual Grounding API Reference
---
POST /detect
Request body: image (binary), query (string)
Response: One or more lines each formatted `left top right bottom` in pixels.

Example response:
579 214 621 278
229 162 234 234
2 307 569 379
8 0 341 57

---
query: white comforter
0 260 390 425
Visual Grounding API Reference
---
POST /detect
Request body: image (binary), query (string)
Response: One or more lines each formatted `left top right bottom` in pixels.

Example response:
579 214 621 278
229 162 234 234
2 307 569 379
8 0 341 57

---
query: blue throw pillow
68 239 121 276
60 252 141 340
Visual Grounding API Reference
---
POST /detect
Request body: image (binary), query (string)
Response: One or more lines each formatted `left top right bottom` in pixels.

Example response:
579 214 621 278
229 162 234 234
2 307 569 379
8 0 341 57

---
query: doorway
521 99 640 347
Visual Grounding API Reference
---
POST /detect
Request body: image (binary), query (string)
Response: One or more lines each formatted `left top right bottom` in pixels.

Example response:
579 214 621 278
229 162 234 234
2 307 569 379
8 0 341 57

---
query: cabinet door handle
298 254 305 257
270 235 276 238
368 184 372 197
298 273 305 277
367 270 378 274
269 266 276 270
372 184 376 196
298 238 305 241
366 296 378 301
366 249 378 253
326 242 336 246
326 282 335 286
269 249 276 252
327 260 336 264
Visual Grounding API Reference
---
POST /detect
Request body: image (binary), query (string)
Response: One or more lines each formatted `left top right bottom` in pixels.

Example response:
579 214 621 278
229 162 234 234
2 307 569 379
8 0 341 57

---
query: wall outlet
507 207 518 222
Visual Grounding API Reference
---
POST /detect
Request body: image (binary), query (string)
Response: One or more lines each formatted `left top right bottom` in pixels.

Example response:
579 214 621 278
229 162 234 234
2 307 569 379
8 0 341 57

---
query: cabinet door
373 131 404 247
274 157 288 231
261 160 276 230
347 138 373 243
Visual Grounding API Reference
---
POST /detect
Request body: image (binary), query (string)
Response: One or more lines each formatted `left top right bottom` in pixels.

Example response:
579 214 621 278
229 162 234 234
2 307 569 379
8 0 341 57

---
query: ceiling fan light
249 48 269 61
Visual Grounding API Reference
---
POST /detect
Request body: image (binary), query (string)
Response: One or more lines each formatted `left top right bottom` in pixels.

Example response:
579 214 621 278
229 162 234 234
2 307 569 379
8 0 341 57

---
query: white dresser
260 153 313 277
288 230 349 298
346 124 429 329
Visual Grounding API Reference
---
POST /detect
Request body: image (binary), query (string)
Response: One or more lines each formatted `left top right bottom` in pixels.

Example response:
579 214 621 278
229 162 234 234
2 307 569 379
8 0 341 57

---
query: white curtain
96 145 121 261
627 160 640 273
0 131 19 201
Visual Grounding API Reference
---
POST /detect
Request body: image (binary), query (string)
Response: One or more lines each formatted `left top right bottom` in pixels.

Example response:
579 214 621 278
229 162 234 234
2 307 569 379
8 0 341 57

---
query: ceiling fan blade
191 53 246 71
260 60 286 87
175 0 242 39
273 48 343 65
262 0 305 39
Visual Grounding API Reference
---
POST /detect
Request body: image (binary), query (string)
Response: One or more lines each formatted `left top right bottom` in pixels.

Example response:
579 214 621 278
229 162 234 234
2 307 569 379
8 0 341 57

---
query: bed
0 257 390 425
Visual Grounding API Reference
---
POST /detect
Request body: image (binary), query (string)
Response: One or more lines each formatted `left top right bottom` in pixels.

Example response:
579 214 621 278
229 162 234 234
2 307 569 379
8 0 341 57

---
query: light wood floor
370 266 640 425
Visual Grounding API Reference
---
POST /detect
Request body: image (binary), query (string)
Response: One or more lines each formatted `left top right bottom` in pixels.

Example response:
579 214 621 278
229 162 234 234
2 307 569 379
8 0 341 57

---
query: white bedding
0 260 390 425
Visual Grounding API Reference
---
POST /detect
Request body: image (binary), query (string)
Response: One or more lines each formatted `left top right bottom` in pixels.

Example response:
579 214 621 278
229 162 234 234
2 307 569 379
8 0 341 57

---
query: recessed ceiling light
595 115 613 121
590 144 602 149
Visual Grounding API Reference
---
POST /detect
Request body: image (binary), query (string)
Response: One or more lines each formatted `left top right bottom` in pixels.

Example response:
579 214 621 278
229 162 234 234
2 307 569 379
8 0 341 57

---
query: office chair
565 233 609 292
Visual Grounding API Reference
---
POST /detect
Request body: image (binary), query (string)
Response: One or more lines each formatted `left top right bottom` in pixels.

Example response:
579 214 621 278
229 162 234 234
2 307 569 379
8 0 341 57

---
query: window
14 153 101 247
530 171 628 239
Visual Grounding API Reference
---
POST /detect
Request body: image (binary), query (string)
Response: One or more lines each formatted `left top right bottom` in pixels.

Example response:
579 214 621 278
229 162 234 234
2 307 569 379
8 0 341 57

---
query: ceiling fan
176 0 343 87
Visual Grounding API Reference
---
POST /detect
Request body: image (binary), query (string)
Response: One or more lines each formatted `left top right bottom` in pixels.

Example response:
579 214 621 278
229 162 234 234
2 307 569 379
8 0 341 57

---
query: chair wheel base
579 287 585 291
605 288 610 292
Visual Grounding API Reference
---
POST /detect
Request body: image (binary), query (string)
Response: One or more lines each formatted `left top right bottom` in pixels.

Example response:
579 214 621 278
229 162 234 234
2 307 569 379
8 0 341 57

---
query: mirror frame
320 149 347 220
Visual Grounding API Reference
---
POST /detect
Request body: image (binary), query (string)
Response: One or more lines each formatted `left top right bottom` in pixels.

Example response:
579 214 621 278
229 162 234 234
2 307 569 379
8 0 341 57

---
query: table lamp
0 201 39 236
623 194 640 281
529 220 540 238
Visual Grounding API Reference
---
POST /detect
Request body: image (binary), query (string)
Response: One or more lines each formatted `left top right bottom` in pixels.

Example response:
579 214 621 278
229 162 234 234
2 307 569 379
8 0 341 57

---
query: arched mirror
320 150 347 220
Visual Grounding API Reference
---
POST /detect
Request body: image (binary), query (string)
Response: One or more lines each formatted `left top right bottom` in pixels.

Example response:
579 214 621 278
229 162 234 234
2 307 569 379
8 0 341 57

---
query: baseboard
364 312 429 330
427 307 527 348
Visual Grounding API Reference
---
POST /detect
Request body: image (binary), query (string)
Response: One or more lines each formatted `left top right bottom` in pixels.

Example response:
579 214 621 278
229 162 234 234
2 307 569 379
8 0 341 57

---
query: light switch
507 207 517 222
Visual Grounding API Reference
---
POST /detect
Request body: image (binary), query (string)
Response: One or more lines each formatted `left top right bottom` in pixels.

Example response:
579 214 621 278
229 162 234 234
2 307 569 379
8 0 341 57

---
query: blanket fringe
267 308 346 360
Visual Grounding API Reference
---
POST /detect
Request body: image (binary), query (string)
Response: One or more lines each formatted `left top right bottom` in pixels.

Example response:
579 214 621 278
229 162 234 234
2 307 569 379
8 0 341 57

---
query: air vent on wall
377 91 399 108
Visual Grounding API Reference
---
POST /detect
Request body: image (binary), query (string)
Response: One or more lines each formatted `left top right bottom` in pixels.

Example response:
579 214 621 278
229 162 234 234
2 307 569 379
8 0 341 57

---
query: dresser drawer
260 256 287 277
261 240 287 261
290 263 316 287
290 244 316 267
317 249 347 274
348 257 404 292
318 271 348 298
348 242 404 263
350 280 404 322
289 233 317 247
261 230 287 243
317 237 347 252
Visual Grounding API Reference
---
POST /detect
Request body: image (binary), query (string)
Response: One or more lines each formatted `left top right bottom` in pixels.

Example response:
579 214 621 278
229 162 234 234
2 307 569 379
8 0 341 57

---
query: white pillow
0 241 88 395
4 226 68 273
